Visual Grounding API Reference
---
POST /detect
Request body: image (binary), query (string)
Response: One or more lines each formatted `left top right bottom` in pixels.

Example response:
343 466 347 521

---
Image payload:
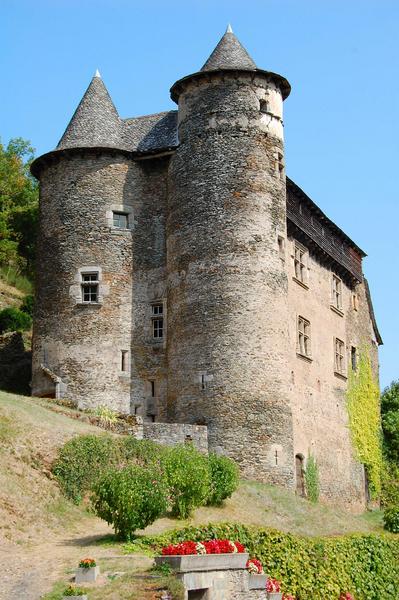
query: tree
0 137 38 274
381 380 399 462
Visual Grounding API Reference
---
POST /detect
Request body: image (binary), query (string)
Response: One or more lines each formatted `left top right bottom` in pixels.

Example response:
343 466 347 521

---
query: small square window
334 338 345 374
297 316 311 358
81 272 99 303
113 212 128 229
332 275 343 311
152 303 164 340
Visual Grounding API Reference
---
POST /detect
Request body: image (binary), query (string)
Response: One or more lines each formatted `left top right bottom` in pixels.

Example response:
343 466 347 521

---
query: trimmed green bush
384 507 399 533
162 444 211 519
206 452 239 506
0 306 31 333
93 464 168 539
52 434 166 503
134 522 399 599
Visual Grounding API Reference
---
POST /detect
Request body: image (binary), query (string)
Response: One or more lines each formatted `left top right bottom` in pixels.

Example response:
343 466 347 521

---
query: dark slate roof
201 26 257 71
57 73 122 150
122 111 178 153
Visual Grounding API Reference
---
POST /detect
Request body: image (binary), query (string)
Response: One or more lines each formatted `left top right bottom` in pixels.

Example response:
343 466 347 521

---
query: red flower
246 558 263 574
282 595 296 600
266 578 281 593
162 541 198 556
339 594 355 600
161 538 246 556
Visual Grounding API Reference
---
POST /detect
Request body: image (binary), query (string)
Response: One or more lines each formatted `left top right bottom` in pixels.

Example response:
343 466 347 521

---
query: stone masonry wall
142 422 208 453
287 237 378 509
166 72 295 486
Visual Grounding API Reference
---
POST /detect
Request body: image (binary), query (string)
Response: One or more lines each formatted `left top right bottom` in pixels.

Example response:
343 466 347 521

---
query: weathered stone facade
31 27 381 507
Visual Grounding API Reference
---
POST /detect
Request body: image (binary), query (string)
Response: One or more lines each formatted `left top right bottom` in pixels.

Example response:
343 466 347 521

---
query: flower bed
161 539 246 556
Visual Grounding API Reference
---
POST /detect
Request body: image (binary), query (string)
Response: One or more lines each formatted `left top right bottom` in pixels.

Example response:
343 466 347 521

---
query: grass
0 265 33 294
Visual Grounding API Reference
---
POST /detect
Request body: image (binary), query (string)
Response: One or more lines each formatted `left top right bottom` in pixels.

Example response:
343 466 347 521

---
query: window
113 211 128 229
121 350 128 372
259 99 269 114
297 316 311 358
294 243 308 285
351 346 357 371
278 235 285 261
351 292 359 311
334 338 345 374
81 272 99 303
152 303 164 340
331 275 343 311
150 380 156 397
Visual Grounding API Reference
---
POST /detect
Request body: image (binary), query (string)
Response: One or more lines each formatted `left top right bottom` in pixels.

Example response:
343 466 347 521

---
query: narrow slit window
201 374 206 390
81 272 99 303
121 350 128 372
150 380 156 397
351 346 357 371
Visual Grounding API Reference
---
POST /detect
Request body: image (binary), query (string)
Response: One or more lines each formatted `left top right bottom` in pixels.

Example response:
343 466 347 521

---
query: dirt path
0 517 153 600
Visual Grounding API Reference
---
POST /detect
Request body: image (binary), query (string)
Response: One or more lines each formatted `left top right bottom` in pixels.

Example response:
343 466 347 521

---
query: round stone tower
166 27 295 484
31 72 134 412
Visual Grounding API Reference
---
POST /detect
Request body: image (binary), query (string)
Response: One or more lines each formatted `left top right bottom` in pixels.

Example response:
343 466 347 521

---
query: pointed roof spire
201 27 257 72
57 73 121 150
94 68 101 78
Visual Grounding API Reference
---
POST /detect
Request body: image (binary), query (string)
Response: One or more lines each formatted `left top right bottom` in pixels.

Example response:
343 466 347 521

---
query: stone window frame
75 266 104 305
292 240 309 289
297 315 312 361
106 204 134 231
151 300 165 343
334 337 347 378
331 273 344 316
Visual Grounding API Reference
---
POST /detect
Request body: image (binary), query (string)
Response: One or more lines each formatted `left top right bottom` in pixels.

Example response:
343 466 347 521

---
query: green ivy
305 454 320 503
131 522 399 600
346 346 382 499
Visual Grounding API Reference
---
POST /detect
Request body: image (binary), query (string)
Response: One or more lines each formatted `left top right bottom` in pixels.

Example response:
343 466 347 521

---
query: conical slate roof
57 71 122 150
201 25 257 71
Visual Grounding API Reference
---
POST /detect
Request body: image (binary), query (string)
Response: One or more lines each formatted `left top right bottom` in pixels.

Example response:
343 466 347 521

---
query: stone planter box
249 573 268 589
62 596 88 600
267 593 282 600
75 565 100 583
155 553 249 572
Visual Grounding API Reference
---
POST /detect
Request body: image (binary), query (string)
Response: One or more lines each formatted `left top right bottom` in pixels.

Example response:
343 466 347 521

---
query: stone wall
142 422 208 453
166 71 295 487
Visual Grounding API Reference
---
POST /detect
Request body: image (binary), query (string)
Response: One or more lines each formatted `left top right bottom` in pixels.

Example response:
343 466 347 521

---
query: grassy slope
0 390 383 545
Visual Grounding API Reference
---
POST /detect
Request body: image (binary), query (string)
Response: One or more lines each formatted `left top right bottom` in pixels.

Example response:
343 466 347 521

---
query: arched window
295 454 306 497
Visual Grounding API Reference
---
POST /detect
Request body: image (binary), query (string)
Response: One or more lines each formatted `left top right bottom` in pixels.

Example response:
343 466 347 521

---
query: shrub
0 306 31 333
383 507 399 533
20 293 34 316
63 585 87 597
92 464 168 539
162 444 211 518
381 460 399 508
136 522 399 599
53 434 167 504
304 454 319 503
206 452 239 506
52 434 118 503
91 404 119 429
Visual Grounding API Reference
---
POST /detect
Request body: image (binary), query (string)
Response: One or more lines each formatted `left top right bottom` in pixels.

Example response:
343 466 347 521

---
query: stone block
267 593 282 600
249 573 268 589
75 565 100 583
155 553 249 572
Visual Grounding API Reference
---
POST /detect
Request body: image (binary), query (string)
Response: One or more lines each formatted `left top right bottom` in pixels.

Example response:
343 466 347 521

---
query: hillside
0 391 385 599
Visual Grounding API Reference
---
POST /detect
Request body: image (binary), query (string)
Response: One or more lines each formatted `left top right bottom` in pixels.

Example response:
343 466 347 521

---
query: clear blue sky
1 0 398 388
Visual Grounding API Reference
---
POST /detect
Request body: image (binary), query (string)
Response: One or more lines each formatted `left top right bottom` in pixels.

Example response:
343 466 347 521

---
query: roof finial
94 69 101 78
226 23 233 33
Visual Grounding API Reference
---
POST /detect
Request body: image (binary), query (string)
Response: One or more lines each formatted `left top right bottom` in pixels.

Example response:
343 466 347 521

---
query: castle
30 27 381 507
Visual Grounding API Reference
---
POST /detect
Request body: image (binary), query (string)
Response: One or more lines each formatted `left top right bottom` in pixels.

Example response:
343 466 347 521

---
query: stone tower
31 72 134 412
166 27 295 484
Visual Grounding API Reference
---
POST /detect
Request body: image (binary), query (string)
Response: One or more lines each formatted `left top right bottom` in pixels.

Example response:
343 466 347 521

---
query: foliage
346 346 382 499
62 586 87 597
78 557 96 568
20 293 34 317
0 265 33 294
206 452 239 506
92 464 168 539
0 306 32 333
383 507 399 533
304 453 320 503
52 434 166 504
381 380 399 462
381 460 399 508
161 444 211 519
0 138 38 275
91 404 119 429
134 522 399 600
